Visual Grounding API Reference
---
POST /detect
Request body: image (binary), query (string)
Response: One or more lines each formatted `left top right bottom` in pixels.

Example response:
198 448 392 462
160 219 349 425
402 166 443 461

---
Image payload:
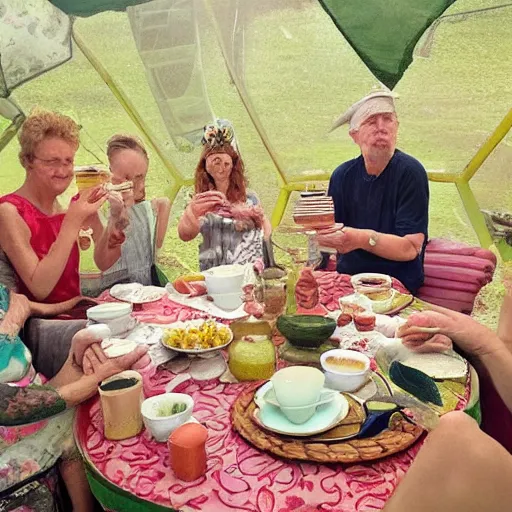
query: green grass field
1 0 510 326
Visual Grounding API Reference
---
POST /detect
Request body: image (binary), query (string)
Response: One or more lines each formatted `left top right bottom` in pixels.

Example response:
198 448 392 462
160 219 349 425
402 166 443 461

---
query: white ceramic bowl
87 302 133 322
271 366 325 409
320 349 370 392
209 292 243 311
203 264 245 295
367 289 396 314
141 393 194 442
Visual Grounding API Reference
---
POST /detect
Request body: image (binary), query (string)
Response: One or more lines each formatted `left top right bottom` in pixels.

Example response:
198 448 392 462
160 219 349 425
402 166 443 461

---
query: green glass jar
228 318 276 381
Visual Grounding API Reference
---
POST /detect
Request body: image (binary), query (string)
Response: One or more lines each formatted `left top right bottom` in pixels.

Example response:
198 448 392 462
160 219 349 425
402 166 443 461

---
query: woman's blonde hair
18 108 80 167
106 134 148 161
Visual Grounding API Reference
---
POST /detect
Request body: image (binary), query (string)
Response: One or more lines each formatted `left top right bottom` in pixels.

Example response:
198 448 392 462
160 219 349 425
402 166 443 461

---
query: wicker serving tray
232 385 424 464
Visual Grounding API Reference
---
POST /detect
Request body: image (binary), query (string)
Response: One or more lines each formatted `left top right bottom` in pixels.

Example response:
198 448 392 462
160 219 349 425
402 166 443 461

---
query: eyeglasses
33 155 74 170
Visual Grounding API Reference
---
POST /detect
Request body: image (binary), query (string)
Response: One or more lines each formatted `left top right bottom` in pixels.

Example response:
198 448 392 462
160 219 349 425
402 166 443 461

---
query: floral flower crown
201 119 236 150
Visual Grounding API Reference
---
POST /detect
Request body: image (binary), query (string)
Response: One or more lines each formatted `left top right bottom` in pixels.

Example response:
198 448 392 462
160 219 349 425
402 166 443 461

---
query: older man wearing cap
316 90 429 294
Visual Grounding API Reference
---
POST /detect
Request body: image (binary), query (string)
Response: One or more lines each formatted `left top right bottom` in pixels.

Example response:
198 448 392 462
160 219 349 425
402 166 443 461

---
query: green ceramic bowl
276 314 337 349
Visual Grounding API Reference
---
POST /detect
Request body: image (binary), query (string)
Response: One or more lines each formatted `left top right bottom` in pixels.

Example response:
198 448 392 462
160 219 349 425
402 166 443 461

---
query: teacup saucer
261 385 337 409
253 382 349 437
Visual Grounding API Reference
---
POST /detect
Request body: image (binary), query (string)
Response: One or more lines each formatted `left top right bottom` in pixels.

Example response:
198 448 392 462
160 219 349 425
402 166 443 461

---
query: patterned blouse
0 285 66 427
199 192 264 271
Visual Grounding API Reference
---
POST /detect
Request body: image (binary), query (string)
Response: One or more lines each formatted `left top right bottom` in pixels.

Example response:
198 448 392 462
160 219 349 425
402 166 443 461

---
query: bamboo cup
99 370 144 440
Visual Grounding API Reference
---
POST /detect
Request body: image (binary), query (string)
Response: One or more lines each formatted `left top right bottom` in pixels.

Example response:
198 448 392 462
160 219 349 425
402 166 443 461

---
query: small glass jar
261 268 287 320
228 318 276 381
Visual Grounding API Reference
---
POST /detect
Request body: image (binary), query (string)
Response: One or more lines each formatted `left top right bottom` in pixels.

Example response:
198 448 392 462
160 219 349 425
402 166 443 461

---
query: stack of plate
293 194 335 229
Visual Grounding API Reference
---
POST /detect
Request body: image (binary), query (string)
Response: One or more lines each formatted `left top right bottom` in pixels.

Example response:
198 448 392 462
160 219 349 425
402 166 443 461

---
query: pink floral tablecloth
78 273 466 512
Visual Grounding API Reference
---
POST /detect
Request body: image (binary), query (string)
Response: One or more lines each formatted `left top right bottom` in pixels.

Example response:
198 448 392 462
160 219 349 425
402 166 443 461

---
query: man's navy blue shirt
328 150 429 294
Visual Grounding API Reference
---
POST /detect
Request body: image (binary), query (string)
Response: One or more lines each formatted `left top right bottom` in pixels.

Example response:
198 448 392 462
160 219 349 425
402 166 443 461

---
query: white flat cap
331 90 399 132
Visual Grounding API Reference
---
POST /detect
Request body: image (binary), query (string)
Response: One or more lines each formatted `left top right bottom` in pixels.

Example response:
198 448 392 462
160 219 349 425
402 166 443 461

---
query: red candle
168 423 208 481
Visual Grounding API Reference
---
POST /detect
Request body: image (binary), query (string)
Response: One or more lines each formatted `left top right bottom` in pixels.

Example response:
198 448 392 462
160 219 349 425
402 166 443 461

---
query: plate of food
110 283 167 304
396 352 468 380
161 319 233 354
168 273 207 298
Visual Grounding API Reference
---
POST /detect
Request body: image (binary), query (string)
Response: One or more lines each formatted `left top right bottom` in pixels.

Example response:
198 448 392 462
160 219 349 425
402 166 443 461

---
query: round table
75 272 478 512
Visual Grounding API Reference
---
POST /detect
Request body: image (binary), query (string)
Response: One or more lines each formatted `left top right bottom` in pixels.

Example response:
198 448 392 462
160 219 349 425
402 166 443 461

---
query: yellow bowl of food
161 319 233 354
75 165 111 191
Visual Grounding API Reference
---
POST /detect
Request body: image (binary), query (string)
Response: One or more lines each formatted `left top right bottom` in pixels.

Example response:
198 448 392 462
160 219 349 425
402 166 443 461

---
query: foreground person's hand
56 345 149 407
86 344 149 382
398 308 499 357
70 326 109 370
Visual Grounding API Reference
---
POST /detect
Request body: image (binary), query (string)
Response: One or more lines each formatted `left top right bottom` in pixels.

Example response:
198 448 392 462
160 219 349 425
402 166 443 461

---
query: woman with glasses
0 108 119 304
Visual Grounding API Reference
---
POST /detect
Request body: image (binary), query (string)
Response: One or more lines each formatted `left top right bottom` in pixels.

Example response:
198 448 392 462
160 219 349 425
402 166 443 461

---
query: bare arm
178 205 201 241
0 189 107 301
400 307 512 413
479 341 512 412
57 345 148 407
498 268 512 351
0 204 83 301
357 229 424 261
89 212 123 271
316 227 424 262
152 197 171 249
178 192 225 242
29 296 94 317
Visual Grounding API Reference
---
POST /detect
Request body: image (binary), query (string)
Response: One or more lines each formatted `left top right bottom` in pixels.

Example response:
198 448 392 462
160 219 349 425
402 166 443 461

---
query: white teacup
278 404 317 424
271 366 325 423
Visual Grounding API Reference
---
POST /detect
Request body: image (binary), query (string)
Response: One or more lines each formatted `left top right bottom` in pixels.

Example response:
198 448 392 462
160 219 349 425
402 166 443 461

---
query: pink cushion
417 238 496 313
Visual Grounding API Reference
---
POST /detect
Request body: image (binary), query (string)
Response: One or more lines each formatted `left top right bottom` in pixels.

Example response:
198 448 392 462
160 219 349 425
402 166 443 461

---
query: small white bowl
367 289 396 314
87 302 133 322
203 264 245 295
209 291 243 310
320 349 370 392
141 393 194 442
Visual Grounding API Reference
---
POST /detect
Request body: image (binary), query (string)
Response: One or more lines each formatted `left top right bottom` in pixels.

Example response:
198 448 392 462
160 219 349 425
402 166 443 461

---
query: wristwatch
368 231 379 247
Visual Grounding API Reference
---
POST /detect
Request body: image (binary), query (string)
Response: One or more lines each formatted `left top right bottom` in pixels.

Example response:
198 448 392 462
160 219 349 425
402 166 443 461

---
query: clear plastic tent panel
471 133 512 212
0 0 72 97
1 0 511 275
205 0 512 179
127 0 215 146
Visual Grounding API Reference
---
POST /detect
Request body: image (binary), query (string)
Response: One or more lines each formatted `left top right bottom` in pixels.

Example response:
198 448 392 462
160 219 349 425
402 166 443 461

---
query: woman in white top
98 134 170 290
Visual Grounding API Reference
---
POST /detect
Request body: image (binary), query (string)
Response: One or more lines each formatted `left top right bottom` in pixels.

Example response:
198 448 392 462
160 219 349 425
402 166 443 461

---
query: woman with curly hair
0 108 121 303
178 120 271 270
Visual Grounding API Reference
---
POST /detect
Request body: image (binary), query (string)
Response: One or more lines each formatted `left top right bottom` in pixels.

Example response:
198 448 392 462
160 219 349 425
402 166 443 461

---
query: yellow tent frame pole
202 0 287 188
72 28 186 195
271 188 292 227
461 108 512 182
0 114 25 153
455 181 494 248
